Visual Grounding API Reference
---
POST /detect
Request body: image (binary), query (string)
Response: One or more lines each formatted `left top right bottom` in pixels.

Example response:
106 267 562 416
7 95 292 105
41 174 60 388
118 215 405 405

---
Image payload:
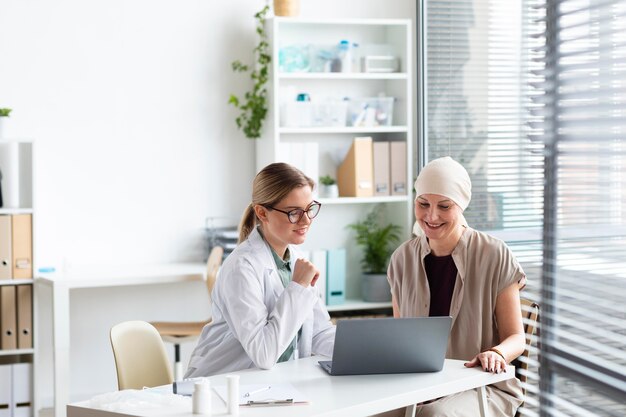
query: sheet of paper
213 383 309 405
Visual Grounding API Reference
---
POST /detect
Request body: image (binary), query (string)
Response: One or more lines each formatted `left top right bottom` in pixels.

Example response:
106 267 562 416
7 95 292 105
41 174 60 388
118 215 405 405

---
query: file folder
1 286 17 350
311 250 327 305
12 362 32 417
0 216 11 280
373 141 391 196
390 142 407 195
16 285 32 349
11 214 32 279
337 137 374 197
326 249 346 306
0 364 11 417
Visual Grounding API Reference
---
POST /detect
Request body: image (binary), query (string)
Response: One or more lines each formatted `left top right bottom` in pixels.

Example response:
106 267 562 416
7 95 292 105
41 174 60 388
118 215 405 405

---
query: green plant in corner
0 108 12 117
347 205 402 274
228 5 271 139
319 175 336 186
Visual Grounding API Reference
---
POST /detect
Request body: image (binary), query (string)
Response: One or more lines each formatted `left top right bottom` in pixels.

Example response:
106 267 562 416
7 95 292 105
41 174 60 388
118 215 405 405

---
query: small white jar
192 379 211 415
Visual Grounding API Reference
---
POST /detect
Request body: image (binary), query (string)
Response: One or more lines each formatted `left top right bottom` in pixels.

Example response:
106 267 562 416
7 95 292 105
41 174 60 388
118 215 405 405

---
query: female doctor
185 162 336 377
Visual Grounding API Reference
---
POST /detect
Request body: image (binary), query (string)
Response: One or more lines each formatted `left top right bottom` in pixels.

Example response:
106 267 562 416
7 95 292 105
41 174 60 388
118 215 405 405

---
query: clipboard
213 383 309 406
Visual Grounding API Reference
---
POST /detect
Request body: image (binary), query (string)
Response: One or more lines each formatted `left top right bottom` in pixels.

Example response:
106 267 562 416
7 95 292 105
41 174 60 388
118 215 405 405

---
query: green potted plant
319 175 339 198
228 6 271 139
347 205 402 302
0 108 12 139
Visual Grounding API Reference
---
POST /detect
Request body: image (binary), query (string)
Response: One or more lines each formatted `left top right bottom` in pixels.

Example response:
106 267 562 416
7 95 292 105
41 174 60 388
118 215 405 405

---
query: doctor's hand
292 258 320 288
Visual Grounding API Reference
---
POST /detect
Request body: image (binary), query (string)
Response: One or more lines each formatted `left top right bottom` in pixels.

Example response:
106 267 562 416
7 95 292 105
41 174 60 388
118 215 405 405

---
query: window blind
535 0 626 415
422 0 544 414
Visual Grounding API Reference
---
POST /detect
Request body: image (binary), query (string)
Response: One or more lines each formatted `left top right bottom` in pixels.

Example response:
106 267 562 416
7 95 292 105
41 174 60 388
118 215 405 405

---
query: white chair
150 246 223 379
109 320 173 390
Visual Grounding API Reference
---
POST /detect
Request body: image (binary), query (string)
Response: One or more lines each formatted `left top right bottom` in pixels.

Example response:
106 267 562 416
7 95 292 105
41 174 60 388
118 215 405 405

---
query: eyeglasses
264 201 322 224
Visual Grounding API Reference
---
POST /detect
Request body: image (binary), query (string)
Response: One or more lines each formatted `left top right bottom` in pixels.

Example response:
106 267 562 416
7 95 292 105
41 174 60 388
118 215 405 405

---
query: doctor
185 162 336 377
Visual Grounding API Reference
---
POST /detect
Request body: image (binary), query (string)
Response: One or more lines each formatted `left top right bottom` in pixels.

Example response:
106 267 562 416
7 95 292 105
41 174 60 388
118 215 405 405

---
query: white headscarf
412 156 472 236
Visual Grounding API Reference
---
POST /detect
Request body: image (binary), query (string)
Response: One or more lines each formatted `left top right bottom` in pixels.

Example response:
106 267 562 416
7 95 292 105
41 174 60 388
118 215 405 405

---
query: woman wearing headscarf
387 156 526 416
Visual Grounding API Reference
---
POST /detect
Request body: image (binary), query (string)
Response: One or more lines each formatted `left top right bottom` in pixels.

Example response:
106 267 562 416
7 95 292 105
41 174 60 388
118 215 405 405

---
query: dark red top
425 253 458 317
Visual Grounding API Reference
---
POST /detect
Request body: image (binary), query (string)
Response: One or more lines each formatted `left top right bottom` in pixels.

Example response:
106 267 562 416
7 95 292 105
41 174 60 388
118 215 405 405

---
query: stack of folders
0 214 33 351
0 362 32 417
308 248 345 306
337 137 407 197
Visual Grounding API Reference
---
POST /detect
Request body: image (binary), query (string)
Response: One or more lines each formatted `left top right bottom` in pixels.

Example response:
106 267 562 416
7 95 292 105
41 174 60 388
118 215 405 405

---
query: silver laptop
319 316 452 375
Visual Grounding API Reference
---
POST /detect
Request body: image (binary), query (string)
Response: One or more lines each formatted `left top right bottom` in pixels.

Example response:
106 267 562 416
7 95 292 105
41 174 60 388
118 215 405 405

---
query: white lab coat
185 227 336 377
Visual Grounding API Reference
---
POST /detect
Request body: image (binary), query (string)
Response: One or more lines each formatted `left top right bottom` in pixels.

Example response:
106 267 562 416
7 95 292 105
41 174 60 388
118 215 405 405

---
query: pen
245 399 294 406
243 385 271 397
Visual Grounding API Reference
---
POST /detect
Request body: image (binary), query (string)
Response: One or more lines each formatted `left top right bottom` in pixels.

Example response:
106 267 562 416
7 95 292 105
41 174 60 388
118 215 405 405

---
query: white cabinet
0 139 36 417
257 18 413 307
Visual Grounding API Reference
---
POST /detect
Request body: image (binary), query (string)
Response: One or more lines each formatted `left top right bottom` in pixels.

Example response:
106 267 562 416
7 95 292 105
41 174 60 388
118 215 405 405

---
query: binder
12 363 32 417
17 285 32 349
0 216 11 280
0 364 11 417
390 141 407 195
326 249 346 306
373 141 391 196
1 286 17 350
337 137 374 197
311 250 327 305
11 214 32 279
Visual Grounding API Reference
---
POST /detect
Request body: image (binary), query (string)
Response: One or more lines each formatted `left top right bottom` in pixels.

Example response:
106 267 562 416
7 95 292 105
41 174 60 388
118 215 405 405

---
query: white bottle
192 379 211 415
338 40 352 73
226 375 240 416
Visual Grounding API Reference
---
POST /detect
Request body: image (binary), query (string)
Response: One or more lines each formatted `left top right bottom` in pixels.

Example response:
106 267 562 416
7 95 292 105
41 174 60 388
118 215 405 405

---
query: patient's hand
464 351 507 374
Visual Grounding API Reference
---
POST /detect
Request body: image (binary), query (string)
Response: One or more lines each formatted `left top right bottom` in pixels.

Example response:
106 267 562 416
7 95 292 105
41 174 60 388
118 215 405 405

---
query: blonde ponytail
238 204 257 243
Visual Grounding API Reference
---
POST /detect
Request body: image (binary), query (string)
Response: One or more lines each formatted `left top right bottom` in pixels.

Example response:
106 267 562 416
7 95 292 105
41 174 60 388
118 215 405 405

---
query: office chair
150 246 224 380
514 297 540 417
109 320 173 390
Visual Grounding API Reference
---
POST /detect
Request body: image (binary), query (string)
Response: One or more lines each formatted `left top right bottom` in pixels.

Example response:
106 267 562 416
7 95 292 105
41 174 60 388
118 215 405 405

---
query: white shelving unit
0 139 36 416
258 18 413 312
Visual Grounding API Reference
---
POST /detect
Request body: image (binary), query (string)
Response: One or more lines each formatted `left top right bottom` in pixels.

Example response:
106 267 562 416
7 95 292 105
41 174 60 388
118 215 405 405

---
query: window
421 0 626 415
536 0 626 415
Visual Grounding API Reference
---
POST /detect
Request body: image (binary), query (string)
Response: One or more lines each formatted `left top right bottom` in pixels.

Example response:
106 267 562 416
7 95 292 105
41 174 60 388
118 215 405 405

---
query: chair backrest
517 297 540 385
205 246 224 296
110 320 174 390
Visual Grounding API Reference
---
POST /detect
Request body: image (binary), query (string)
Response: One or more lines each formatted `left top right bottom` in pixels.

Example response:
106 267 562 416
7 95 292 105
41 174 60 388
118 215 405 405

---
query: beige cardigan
388 227 525 404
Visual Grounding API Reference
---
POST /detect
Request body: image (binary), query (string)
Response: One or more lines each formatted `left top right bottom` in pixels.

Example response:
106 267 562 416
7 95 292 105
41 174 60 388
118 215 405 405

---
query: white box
362 56 400 73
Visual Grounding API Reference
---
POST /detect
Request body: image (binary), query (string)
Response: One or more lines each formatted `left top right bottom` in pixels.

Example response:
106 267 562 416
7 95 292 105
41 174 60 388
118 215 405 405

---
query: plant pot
361 273 392 302
319 184 339 199
274 0 300 17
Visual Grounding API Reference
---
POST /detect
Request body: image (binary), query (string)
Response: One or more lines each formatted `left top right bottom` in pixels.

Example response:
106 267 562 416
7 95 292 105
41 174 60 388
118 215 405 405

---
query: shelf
0 208 34 215
279 72 408 80
0 348 34 356
326 298 392 312
279 126 408 134
0 278 34 286
318 196 410 205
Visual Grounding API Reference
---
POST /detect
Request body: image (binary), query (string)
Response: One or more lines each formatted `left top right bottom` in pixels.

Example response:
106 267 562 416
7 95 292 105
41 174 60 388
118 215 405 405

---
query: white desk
67 356 514 417
37 263 206 417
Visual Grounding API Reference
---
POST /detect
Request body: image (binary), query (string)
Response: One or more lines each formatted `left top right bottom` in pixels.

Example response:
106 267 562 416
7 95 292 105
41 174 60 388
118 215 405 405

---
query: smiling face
415 194 465 248
254 185 315 258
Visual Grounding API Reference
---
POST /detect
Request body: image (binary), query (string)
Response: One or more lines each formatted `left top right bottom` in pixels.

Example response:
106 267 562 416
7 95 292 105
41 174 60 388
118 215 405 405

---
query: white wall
0 0 415 409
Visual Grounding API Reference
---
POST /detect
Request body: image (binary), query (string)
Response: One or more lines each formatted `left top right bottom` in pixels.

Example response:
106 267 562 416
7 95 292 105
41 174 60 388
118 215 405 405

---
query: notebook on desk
319 316 452 376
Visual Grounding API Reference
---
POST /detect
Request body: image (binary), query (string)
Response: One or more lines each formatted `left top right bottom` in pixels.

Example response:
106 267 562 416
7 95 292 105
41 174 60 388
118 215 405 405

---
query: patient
386 157 526 416
185 162 335 377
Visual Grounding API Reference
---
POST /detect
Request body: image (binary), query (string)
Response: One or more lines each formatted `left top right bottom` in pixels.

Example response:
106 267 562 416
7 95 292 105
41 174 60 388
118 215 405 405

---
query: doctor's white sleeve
221 257 318 370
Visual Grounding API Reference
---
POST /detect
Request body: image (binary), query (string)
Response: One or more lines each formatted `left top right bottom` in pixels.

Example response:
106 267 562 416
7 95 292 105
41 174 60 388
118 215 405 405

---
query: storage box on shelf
0 139 36 417
258 18 413 314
